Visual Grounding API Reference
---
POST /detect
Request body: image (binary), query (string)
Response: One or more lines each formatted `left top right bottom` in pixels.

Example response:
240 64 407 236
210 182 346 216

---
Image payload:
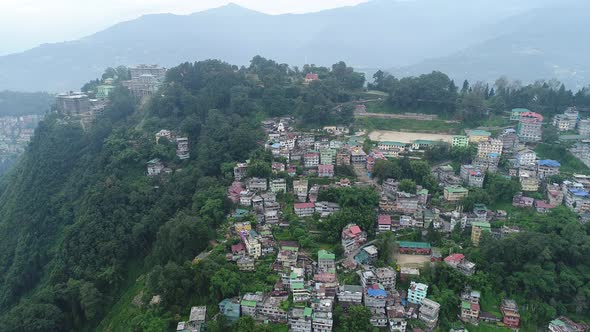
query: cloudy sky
0 0 369 55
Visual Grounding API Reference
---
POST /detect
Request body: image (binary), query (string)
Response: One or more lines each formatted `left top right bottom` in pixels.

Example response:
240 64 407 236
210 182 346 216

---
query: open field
369 130 454 144
394 253 431 267
358 117 460 134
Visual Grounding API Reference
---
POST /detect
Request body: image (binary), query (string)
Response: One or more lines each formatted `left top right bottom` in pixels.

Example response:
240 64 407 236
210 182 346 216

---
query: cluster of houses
122 64 167 101
55 91 108 129
177 306 207 332
0 115 40 159
146 129 191 176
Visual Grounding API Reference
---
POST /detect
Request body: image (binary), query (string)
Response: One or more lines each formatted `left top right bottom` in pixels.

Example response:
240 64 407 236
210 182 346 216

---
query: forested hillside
0 57 363 331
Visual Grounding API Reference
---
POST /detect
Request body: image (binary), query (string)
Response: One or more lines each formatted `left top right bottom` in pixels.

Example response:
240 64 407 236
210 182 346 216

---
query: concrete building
176 137 190 160
315 201 340 217
465 130 492 143
537 160 561 179
419 298 441 329
377 214 392 232
510 108 529 121
337 285 363 308
471 222 491 246
311 298 333 332
318 164 335 178
240 293 263 317
237 256 256 271
452 135 469 147
499 129 519 151
147 158 164 176
247 177 268 192
234 163 248 181
374 267 396 290
516 148 537 167
579 119 590 136
444 186 469 202
341 224 367 254
257 295 288 322
294 202 315 218
520 175 540 192
517 111 543 142
270 178 287 193
407 282 428 304
304 152 320 168
501 299 520 329
218 298 241 322
320 148 336 165
364 284 388 308
289 307 313 332
477 138 503 158
293 179 308 202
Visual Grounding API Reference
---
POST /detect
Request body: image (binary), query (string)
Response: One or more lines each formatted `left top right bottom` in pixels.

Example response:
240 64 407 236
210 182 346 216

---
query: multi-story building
294 202 315 217
564 187 590 213
337 285 363 308
311 298 333 332
234 163 248 181
467 169 485 188
320 148 336 165
317 249 336 273
452 135 469 147
336 150 351 166
377 214 392 232
289 307 312 332
218 298 241 322
553 107 579 132
241 293 263 316
293 179 308 202
499 128 519 151
176 137 190 160
579 119 590 136
364 284 388 308
350 147 367 165
315 201 340 217
520 175 539 192
516 148 537 166
477 138 503 158
537 160 561 179
147 158 164 176
341 224 367 254
257 295 288 322
270 178 287 193
318 164 335 178
501 299 520 328
396 192 419 214
237 256 256 271
387 304 407 332
247 177 268 192
129 64 167 80
419 298 441 329
407 282 428 304
471 222 491 246
304 152 320 168
460 300 480 323
570 142 590 168
510 108 529 121
548 316 587 332
378 141 407 152
517 111 543 142
374 267 396 290
444 186 469 202
465 129 492 143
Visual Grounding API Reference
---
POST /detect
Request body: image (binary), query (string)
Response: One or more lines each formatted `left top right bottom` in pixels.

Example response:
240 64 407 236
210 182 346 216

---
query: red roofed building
341 224 367 254
294 202 315 217
534 200 556 213
318 164 335 178
377 214 392 232
305 73 319 82
444 254 465 267
231 243 246 256
501 299 520 328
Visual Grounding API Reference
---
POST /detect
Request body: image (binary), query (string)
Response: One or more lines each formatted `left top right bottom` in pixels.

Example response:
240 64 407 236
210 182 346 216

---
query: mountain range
0 0 587 92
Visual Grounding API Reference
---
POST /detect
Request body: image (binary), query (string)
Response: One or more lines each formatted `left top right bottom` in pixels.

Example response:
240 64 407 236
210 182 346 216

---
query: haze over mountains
0 0 587 92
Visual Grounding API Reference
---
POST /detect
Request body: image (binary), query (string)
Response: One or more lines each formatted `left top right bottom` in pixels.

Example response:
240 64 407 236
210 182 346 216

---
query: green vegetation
535 143 590 174
356 116 459 133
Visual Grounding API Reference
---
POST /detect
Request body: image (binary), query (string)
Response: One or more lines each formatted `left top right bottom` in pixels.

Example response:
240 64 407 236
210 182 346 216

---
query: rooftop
397 241 432 249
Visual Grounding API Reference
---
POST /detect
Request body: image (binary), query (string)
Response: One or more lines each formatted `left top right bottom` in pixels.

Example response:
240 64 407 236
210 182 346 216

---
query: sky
0 0 370 55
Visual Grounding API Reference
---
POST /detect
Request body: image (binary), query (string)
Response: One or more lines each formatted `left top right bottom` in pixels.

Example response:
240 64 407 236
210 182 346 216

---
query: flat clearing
369 130 454 144
358 117 460 133
394 253 431 267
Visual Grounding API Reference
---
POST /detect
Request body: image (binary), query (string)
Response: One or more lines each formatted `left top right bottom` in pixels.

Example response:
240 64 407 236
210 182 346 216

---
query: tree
339 305 373 332
399 179 417 194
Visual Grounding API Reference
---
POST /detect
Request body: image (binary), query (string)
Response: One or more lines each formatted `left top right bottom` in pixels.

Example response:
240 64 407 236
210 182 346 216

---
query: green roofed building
397 241 432 255
452 135 469 147
444 185 469 201
511 108 530 121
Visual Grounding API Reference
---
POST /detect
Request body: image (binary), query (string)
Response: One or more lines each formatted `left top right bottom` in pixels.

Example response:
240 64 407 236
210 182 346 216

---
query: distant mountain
393 1 590 89
0 0 583 92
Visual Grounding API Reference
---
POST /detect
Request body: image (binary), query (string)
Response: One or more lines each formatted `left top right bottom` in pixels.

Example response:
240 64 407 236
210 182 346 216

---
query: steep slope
394 1 590 88
0 0 549 92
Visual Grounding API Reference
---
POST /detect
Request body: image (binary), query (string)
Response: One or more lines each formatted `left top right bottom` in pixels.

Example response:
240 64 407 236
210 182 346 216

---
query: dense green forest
0 91 53 116
369 70 590 124
0 57 365 331
0 56 589 331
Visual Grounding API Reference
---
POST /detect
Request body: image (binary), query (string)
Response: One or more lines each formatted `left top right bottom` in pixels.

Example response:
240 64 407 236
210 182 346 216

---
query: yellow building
444 186 469 202
465 130 492 143
471 222 491 246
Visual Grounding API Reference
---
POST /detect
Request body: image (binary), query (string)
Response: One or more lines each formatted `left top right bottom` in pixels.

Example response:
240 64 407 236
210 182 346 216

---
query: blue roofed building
537 160 561 179
219 298 241 322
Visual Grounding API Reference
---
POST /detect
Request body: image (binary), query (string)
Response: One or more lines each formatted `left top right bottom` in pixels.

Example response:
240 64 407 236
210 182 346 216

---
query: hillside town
142 107 590 332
